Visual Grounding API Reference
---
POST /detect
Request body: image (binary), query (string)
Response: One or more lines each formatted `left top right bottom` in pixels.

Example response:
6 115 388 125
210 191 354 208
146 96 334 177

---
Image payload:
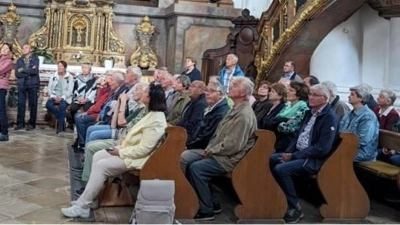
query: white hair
227 54 239 64
321 81 338 97
128 66 142 82
232 77 254 100
310 84 330 101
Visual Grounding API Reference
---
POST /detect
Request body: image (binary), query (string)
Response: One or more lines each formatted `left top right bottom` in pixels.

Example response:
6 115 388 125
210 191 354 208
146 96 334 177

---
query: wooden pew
356 129 400 189
317 132 370 221
231 130 287 223
122 126 199 220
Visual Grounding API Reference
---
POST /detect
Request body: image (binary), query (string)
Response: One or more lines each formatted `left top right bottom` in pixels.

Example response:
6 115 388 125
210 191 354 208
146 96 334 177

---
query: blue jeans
45 98 68 126
270 153 310 209
75 113 96 145
0 89 8 135
17 87 38 127
181 150 227 214
85 124 112 145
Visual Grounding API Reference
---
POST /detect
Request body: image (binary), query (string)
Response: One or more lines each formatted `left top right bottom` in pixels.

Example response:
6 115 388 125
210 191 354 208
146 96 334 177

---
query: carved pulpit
28 0 126 67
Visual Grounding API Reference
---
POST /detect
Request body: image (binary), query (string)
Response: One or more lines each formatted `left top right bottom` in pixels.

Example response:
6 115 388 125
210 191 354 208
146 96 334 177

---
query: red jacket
0 55 13 90
373 106 400 131
86 88 112 120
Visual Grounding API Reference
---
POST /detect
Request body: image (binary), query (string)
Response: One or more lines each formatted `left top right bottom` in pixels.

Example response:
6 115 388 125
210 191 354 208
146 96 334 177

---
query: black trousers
17 87 38 128
0 89 8 135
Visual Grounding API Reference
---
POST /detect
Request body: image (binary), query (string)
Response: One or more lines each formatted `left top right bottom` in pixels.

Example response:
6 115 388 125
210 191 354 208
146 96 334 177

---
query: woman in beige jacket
61 83 167 218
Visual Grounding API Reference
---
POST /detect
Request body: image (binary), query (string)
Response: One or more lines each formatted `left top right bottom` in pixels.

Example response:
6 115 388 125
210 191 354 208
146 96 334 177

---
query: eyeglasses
308 93 325 97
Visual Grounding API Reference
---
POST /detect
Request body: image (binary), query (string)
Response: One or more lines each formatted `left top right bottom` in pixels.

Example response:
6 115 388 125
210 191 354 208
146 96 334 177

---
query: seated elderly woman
340 84 379 162
61 83 167 218
267 81 309 152
168 75 191 125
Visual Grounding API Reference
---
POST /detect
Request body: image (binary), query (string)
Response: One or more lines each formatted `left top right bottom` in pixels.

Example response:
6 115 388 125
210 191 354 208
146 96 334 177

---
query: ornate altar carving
0 4 22 59
28 0 126 67
130 15 158 70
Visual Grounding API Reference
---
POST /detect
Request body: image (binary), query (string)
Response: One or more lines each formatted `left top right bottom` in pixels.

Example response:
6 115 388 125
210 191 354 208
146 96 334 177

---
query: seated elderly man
340 84 379 162
321 81 350 121
180 77 257 221
186 80 230 149
270 84 338 223
177 80 207 139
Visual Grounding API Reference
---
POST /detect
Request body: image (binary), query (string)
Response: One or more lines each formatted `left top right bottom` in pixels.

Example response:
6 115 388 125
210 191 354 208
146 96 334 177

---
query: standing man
281 61 303 83
15 44 40 131
218 54 244 94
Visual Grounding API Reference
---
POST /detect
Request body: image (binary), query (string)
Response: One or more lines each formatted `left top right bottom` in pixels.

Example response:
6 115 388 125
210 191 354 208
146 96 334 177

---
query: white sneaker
61 205 90 218
71 199 99 209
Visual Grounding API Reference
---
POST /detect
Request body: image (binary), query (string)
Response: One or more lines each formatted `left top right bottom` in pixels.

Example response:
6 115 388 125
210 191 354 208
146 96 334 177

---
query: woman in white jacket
45 60 74 134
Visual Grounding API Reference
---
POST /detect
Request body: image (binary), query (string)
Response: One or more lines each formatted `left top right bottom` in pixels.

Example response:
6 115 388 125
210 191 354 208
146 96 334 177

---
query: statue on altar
0 4 22 59
130 15 158 70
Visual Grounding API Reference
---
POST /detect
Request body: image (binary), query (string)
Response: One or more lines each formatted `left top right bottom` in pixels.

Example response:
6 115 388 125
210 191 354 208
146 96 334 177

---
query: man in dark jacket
177 80 207 139
15 44 40 131
186 81 230 149
270 84 339 223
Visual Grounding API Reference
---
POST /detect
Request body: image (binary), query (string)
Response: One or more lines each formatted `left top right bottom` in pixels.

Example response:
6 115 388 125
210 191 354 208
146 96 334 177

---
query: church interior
0 0 400 223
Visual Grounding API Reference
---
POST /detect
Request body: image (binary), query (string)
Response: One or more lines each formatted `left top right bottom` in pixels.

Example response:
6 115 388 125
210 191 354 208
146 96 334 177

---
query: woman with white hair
339 84 379 162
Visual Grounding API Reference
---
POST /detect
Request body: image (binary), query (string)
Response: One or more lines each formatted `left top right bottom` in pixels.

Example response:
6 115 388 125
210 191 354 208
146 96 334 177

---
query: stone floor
0 127 400 224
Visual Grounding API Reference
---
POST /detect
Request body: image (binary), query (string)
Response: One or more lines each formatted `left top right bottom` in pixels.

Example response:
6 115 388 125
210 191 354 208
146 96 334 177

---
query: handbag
99 177 134 207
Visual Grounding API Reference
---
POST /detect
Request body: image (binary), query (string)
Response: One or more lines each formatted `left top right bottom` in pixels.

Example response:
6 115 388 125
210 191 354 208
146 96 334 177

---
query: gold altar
28 0 126 67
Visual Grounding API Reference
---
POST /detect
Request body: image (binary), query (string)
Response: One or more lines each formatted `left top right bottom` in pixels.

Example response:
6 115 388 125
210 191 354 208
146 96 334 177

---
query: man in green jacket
180 77 257 221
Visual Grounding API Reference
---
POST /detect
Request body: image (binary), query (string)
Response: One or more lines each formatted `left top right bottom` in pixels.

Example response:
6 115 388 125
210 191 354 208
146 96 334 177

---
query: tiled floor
0 128 73 224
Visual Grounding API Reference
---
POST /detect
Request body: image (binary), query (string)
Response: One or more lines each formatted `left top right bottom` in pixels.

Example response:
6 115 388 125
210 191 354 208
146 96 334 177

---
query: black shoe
384 195 400 203
74 146 85 153
14 126 24 130
73 174 83 181
26 125 34 131
75 187 85 197
194 212 215 221
71 139 79 148
56 122 64 134
213 202 222 214
284 208 304 224
0 134 9 142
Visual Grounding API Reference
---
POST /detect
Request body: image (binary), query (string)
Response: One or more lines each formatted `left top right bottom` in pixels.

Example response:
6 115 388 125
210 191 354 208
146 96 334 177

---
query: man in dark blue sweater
270 84 339 223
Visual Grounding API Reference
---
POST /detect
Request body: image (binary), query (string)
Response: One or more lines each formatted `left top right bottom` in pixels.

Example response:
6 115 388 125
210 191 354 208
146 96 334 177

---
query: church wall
0 0 240 73
310 4 400 109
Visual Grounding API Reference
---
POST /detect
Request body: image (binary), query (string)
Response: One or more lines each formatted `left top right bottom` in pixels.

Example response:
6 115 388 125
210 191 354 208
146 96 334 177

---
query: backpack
130 179 175 224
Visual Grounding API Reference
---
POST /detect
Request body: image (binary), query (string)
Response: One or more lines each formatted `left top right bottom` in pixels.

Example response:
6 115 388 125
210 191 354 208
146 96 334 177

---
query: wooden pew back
318 132 370 221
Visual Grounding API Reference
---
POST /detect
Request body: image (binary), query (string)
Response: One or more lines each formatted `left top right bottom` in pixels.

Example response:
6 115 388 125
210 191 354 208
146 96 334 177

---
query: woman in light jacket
0 43 14 141
45 60 74 133
61 83 167 218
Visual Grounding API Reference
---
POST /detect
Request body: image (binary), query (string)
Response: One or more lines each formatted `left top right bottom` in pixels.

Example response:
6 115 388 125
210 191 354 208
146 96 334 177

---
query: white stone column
387 18 400 92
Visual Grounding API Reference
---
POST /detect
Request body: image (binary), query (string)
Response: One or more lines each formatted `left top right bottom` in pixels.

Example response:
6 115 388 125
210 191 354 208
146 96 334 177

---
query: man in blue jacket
14 44 40 131
218 54 244 94
270 84 339 223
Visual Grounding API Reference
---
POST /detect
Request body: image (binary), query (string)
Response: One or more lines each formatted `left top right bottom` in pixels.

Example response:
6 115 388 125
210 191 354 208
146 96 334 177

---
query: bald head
188 80 206 99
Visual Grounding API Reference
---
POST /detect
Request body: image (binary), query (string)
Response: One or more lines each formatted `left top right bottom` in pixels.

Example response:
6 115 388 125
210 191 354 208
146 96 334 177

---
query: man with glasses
269 84 339 223
186 81 230 149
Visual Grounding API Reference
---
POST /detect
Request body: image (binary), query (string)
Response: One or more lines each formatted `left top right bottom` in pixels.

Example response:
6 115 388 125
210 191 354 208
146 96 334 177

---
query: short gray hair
321 81 338 97
113 71 125 85
176 75 191 90
232 77 254 100
380 89 397 106
208 80 225 95
136 82 149 92
350 84 370 104
310 84 330 101
82 63 92 71
128 66 142 82
227 54 239 64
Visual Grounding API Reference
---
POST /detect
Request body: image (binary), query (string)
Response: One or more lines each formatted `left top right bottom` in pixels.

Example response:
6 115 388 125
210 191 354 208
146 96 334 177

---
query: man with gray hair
180 77 256 221
218 54 244 94
321 81 350 121
361 83 378 110
122 66 142 112
270 84 339 223
339 84 379 162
